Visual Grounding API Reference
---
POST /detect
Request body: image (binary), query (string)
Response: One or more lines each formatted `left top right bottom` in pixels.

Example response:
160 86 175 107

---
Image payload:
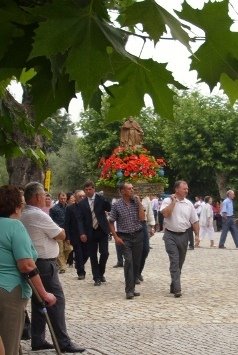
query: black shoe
100 276 106 282
138 274 144 282
32 342 55 351
61 343 85 353
78 275 85 280
135 278 141 285
134 291 140 297
174 291 182 298
188 246 194 250
126 292 134 299
170 283 175 294
113 263 123 268
94 280 101 286
219 245 226 249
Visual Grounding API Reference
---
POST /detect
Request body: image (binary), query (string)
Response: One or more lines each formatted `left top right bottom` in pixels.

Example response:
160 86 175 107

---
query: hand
170 194 176 202
150 227 155 236
114 235 124 245
80 234 87 243
43 292 56 307
133 195 141 203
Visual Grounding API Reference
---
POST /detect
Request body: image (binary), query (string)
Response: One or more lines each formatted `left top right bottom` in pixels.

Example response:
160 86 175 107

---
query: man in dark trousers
65 190 88 280
109 182 145 300
78 181 111 286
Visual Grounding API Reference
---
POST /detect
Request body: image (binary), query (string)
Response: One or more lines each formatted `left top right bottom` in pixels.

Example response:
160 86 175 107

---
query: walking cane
27 278 62 355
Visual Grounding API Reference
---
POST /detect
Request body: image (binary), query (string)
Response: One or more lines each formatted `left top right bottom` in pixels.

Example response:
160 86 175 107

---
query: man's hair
227 189 234 196
118 181 127 192
24 182 44 203
204 195 211 203
174 180 187 190
0 185 22 217
83 180 95 189
58 191 66 199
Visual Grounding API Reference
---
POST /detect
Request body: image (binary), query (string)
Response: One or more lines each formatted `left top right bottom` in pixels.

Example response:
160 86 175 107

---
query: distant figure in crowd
194 196 204 218
109 182 145 300
212 201 222 231
136 194 155 284
66 192 76 205
198 196 216 247
21 182 85 353
50 192 73 274
0 185 56 355
65 190 88 279
78 181 111 286
218 190 238 249
160 180 199 298
41 193 53 215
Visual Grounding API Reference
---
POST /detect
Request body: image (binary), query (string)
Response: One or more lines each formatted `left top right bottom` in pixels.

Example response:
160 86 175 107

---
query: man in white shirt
21 182 85 353
160 180 199 298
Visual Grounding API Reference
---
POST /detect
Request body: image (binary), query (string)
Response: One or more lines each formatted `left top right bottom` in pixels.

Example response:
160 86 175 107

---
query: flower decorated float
96 118 167 198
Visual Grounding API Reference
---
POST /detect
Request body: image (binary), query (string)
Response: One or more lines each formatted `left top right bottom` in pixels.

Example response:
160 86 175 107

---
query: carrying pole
27 279 62 355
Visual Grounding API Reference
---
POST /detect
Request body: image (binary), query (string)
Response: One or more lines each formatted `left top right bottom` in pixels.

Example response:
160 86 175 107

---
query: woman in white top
199 195 216 247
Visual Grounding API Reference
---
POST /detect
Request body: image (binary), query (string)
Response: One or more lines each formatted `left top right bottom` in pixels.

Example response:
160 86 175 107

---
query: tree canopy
159 92 238 197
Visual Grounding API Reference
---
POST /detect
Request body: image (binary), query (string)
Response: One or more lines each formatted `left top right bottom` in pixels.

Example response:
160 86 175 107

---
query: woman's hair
0 185 22 217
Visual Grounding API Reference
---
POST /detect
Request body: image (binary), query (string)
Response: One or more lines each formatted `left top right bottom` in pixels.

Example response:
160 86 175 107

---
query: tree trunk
4 87 45 186
215 172 228 199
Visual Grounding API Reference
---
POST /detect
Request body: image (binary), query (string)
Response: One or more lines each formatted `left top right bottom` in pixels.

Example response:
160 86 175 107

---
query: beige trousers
0 285 28 355
57 240 73 271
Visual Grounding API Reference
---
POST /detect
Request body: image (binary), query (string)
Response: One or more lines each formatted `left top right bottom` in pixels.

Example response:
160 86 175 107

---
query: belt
166 229 186 235
37 258 57 261
118 229 142 236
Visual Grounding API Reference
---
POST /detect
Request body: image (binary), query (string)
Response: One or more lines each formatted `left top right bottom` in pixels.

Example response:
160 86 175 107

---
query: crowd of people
1 179 238 354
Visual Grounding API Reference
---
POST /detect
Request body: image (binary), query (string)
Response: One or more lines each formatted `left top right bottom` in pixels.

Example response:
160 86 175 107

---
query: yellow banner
44 169 51 192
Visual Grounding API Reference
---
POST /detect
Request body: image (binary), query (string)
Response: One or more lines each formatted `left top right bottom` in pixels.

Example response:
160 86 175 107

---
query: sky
9 0 238 122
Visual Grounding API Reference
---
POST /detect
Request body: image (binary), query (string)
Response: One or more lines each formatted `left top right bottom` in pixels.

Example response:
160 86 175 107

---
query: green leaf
179 0 238 90
106 58 185 122
120 0 191 50
19 68 37 84
29 65 75 126
65 19 112 106
220 73 238 105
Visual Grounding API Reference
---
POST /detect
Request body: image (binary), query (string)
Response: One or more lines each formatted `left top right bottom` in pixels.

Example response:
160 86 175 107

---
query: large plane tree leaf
178 0 238 92
29 63 75 126
119 0 191 50
107 57 185 122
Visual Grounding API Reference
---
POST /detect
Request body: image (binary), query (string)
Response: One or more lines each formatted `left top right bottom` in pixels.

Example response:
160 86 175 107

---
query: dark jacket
78 194 111 239
65 203 81 245
49 203 66 228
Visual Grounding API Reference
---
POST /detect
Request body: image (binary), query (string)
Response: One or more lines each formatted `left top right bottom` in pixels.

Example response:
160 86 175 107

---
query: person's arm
0 336 5 355
161 195 176 218
109 221 124 245
134 196 145 221
192 221 199 243
17 258 56 306
53 228 66 241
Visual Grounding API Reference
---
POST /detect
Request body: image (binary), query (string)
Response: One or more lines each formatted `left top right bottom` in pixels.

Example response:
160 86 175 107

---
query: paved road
21 232 238 355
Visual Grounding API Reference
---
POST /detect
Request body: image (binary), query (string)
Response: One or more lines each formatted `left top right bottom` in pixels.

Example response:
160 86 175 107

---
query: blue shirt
221 198 234 216
0 218 38 299
109 198 142 234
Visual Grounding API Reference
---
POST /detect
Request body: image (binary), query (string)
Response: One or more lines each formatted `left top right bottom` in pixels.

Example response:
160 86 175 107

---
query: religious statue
120 117 144 147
